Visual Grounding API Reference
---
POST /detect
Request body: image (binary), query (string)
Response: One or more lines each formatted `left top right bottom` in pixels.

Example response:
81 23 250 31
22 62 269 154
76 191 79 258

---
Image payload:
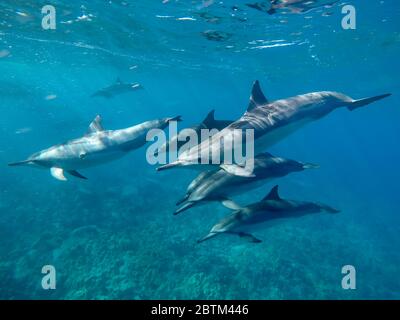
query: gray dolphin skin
198 185 339 243
175 152 319 215
156 109 233 156
8 115 181 181
91 78 143 98
247 0 339 15
157 80 391 176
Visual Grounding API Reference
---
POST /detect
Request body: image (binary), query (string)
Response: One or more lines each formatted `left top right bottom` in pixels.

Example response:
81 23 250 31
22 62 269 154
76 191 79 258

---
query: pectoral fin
50 167 67 181
220 164 255 177
221 199 243 210
67 170 88 180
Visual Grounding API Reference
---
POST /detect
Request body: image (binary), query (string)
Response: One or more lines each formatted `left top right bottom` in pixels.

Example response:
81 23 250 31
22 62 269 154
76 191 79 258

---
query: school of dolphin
9 80 391 244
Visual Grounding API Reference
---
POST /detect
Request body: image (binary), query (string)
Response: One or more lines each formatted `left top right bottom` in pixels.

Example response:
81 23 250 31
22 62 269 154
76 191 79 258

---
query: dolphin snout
174 201 195 215
197 232 218 243
8 160 32 167
156 161 182 172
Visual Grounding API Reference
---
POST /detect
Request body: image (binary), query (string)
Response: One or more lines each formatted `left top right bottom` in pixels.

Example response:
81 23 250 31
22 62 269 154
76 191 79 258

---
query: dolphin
91 78 143 99
175 152 319 215
8 115 181 181
156 109 233 156
198 185 339 243
247 0 340 15
157 80 391 177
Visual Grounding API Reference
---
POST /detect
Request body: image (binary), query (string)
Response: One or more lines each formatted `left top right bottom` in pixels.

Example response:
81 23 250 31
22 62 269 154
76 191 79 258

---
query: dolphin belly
53 149 127 170
254 118 314 152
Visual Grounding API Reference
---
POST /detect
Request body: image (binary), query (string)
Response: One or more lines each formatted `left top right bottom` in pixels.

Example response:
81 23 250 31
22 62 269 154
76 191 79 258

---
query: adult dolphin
157 80 391 177
175 152 318 215
198 185 339 243
91 78 142 99
9 115 181 181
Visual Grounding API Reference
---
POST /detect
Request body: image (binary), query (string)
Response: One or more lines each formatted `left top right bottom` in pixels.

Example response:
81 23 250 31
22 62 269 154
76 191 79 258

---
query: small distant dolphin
198 185 339 243
247 0 339 15
91 78 142 99
156 109 233 155
8 115 181 181
175 152 319 215
158 80 391 177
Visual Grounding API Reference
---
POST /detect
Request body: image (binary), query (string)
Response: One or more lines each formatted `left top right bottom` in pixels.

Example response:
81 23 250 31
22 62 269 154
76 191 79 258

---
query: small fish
15 127 32 135
45 94 57 101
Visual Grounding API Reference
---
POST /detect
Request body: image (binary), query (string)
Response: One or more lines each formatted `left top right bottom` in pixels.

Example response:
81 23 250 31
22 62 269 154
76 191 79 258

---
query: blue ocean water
0 0 399 299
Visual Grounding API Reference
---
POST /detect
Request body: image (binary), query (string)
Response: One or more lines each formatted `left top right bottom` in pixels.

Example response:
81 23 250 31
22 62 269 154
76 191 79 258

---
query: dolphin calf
175 152 319 215
198 185 339 243
9 115 181 181
157 80 391 177
156 109 233 156
91 78 142 99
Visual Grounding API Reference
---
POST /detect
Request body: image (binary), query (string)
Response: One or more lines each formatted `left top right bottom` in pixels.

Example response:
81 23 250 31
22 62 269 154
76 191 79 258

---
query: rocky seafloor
1 164 399 300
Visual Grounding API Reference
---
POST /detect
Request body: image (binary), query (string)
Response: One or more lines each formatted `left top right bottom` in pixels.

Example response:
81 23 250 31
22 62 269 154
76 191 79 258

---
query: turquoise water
1 0 399 299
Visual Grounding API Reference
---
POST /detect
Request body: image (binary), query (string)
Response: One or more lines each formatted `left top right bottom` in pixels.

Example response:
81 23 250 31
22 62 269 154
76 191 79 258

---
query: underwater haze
1 0 400 299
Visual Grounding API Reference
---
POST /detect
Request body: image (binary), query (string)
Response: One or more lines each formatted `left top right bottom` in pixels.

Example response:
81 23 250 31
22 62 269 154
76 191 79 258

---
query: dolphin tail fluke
8 160 30 166
174 201 196 215
167 116 182 123
202 109 215 127
318 203 340 214
348 93 391 111
302 163 320 170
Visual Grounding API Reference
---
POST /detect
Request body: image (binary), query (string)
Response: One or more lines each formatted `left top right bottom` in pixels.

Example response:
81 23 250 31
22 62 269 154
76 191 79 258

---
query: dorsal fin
247 80 269 112
202 109 215 127
263 185 281 201
88 115 104 134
